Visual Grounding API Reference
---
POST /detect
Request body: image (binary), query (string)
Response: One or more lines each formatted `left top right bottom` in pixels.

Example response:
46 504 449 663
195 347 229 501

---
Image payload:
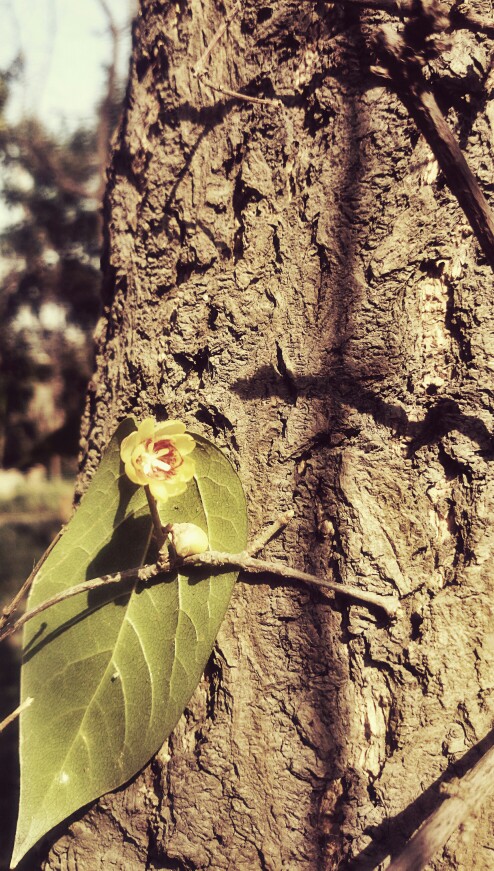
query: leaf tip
11 809 51 869
10 835 29 869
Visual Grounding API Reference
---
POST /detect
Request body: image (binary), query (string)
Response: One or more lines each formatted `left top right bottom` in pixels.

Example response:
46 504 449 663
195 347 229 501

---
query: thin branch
0 527 64 634
0 697 33 734
193 1 241 78
183 551 400 617
387 739 494 871
199 76 278 107
0 546 399 644
0 510 290 637
375 25 494 270
192 1 277 108
247 510 295 556
0 562 160 644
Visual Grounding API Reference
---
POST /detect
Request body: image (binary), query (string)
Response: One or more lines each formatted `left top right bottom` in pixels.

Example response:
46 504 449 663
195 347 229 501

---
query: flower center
139 438 183 480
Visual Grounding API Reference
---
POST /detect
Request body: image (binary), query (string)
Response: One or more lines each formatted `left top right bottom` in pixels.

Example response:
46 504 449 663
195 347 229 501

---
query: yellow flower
120 418 196 502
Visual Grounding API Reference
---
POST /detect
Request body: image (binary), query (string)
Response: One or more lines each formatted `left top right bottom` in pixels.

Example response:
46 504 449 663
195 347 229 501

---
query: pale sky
0 0 134 133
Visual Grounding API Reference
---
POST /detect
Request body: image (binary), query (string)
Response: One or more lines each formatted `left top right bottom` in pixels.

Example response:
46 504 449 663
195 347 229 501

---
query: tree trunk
38 0 494 868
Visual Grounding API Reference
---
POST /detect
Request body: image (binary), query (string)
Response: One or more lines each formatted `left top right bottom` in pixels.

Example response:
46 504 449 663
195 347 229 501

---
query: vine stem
144 485 166 548
0 504 272 637
0 563 161 643
0 546 399 644
183 551 399 616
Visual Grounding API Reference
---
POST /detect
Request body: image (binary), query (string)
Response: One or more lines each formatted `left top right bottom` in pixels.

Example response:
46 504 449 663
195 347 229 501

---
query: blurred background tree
0 5 133 865
0 41 122 472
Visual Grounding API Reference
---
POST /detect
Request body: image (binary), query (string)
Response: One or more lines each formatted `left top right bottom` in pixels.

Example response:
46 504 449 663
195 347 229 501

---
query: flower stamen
141 454 172 477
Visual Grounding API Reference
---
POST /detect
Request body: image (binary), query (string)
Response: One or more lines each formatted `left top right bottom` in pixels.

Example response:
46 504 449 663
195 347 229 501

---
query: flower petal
137 418 156 440
124 459 144 486
149 479 187 502
170 434 196 456
177 455 195 481
120 431 139 464
154 420 186 438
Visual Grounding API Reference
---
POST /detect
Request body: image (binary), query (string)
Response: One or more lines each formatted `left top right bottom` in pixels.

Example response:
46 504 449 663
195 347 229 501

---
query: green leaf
12 419 247 868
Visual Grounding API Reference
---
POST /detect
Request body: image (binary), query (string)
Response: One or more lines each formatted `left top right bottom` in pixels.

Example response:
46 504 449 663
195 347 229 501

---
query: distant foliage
0 66 121 470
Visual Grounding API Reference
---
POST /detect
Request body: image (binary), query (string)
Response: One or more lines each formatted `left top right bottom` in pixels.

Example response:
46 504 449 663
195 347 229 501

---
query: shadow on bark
232 367 494 459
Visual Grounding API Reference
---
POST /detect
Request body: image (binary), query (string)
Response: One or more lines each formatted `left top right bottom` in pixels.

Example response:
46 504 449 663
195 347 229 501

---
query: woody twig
373 23 494 269
387 736 494 871
193 0 276 107
0 522 399 645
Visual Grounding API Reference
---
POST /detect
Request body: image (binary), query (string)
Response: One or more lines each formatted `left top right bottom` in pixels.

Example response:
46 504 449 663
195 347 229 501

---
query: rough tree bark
34 0 494 868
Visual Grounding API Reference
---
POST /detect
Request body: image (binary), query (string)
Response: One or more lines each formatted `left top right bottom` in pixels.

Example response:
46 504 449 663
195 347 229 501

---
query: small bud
169 523 209 557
